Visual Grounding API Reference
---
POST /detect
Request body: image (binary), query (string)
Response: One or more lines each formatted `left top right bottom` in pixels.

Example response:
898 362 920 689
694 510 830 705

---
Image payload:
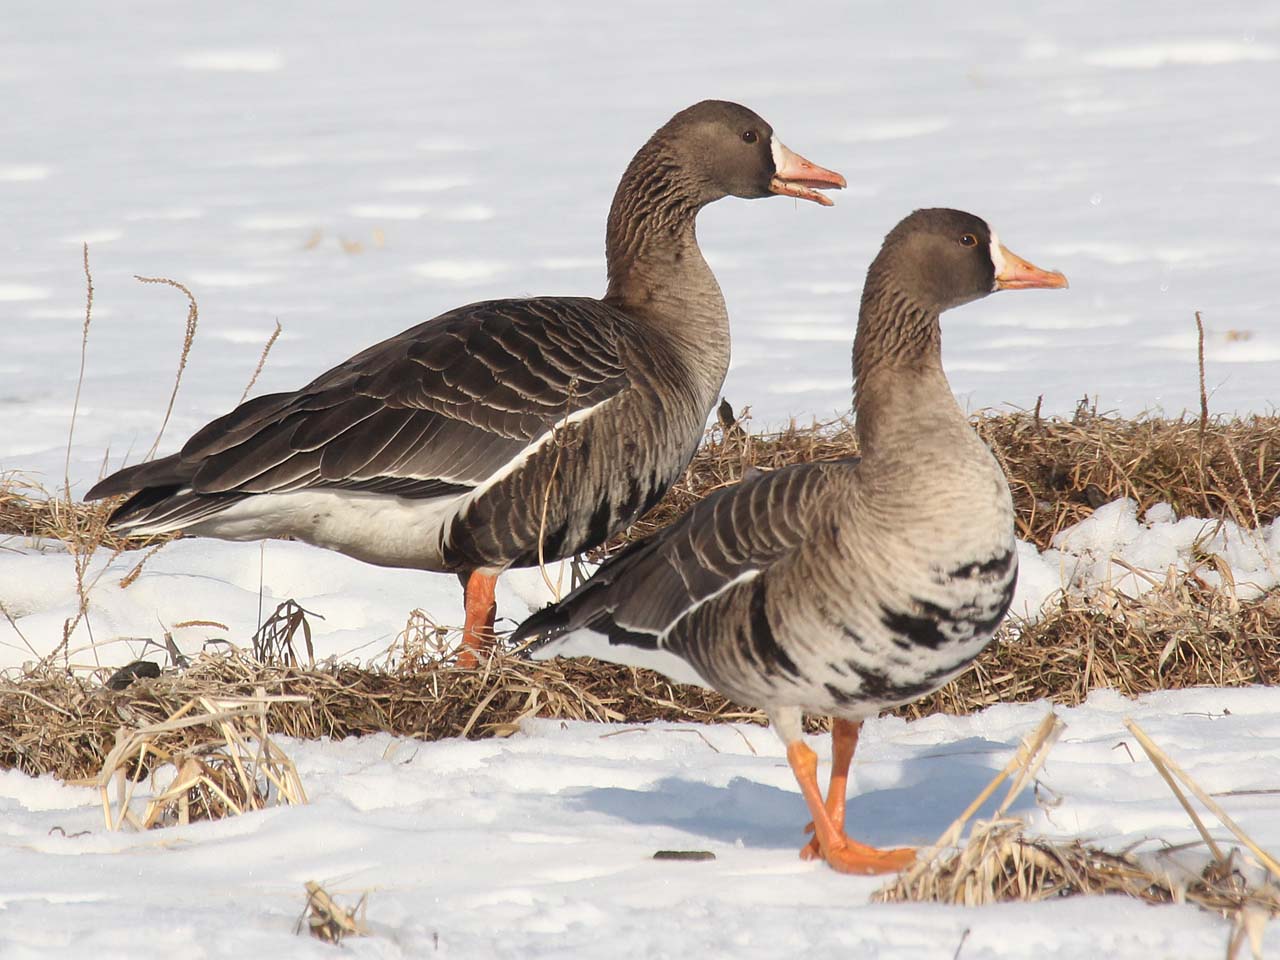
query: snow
1034 498 1280 601
3 691 1279 958
2 1 1279 955
0 538 572 672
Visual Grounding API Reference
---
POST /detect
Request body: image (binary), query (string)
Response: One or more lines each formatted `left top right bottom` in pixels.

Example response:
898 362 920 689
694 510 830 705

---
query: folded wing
87 297 634 533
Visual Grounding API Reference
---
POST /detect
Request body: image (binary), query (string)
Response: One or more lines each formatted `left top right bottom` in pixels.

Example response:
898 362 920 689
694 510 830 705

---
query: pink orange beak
769 139 847 206
994 245 1069 290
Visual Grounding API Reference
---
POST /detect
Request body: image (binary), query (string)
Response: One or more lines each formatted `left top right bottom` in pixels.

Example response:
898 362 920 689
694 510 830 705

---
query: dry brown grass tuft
4 577 1277 784
876 716 1280 958
612 406 1280 554
298 882 369 944
90 687 308 831
879 816 1279 949
0 472 150 554
0 640 755 783
974 407 1280 549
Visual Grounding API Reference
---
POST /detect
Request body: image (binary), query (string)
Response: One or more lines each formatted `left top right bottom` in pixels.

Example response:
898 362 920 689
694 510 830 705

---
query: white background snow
2 2 1279 957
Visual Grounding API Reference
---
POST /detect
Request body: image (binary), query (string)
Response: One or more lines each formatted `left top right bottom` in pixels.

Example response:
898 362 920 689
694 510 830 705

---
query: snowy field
2 1 1279 957
4 691 1280 959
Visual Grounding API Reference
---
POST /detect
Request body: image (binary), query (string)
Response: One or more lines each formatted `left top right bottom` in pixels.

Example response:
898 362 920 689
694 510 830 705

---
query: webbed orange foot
799 821 912 871
817 838 915 875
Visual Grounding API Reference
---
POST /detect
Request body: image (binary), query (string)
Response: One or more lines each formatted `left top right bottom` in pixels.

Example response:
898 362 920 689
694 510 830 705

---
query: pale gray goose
84 100 845 666
514 208 1067 874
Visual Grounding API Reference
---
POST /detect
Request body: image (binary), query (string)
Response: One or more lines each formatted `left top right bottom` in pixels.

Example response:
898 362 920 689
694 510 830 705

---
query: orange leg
786 730 915 875
457 570 498 669
800 717 861 861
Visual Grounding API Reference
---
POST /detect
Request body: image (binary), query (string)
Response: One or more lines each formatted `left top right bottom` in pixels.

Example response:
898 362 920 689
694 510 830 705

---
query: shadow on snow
567 736 1033 850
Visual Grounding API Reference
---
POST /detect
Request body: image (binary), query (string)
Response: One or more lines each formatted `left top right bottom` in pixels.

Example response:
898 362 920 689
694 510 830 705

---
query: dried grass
881 814 1278 960
297 882 369 944
0 631 750 784
88 687 307 831
875 716 1280 958
3 577 1275 787
252 599 321 667
0 472 133 551
132 274 200 461
241 320 282 404
616 404 1280 555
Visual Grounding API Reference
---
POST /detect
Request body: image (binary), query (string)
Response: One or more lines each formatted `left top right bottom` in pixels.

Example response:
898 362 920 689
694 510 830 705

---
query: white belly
188 488 466 569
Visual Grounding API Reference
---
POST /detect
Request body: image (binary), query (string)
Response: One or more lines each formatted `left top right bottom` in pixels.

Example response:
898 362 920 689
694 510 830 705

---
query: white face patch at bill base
988 228 1006 290
769 136 787 174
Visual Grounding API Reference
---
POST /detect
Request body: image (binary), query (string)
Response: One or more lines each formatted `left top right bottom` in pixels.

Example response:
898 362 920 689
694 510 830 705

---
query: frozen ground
3 690 1279 959
1 503 1278 960
3 2 1279 957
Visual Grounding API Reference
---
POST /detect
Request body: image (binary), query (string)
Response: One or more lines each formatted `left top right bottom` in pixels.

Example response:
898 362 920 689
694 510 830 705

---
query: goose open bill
514 209 1067 874
84 101 845 668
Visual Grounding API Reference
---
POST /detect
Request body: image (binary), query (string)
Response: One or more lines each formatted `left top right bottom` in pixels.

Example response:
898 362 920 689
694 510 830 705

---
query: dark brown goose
85 101 845 666
514 208 1067 874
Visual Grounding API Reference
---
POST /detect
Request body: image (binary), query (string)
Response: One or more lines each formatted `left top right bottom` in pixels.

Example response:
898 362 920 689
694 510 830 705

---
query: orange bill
770 139 846 206
995 245 1069 290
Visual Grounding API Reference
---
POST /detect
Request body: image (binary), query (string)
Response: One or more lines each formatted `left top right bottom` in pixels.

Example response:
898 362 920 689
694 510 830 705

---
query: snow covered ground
3 2 1280 956
3 690 1279 958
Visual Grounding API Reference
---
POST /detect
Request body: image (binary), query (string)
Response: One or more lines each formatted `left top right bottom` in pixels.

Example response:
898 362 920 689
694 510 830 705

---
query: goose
84 101 845 667
513 208 1068 874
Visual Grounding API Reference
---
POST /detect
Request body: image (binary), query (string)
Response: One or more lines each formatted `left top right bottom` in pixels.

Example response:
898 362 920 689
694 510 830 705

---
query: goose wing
515 458 855 675
87 297 633 517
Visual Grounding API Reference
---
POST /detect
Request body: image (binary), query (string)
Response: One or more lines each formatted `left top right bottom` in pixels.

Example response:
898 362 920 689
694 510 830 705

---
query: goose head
657 100 846 206
874 208 1068 312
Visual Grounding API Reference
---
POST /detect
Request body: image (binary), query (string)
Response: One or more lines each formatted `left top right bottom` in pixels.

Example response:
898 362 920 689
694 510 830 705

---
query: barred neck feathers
852 207 1069 465
851 272 959 458
605 139 702 282
603 138 727 355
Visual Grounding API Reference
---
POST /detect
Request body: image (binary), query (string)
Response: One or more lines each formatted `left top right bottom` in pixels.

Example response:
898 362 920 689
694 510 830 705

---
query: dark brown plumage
85 100 845 663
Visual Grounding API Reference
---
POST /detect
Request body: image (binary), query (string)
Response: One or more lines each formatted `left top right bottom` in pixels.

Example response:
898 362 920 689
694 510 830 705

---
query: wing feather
86 297 635 530
515 459 854 649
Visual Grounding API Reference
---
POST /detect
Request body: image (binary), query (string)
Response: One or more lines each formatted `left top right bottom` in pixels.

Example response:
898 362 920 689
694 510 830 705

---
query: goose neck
852 283 963 457
602 146 728 355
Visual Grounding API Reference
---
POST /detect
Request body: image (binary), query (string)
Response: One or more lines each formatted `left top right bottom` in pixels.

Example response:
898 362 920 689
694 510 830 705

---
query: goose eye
742 130 758 144
959 233 978 247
